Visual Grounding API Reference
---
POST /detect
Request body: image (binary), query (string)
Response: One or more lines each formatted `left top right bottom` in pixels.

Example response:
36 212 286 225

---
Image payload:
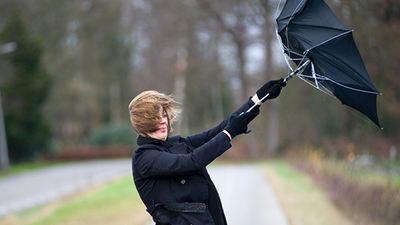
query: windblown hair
129 90 181 137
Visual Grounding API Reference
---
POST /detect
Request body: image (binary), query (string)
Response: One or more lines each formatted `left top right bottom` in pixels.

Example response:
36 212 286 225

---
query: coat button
180 179 186 184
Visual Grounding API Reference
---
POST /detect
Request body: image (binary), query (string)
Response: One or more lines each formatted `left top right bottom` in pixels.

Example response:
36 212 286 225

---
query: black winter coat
132 99 259 225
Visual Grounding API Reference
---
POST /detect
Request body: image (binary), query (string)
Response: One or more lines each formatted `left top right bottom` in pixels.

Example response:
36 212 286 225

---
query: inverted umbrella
248 0 381 128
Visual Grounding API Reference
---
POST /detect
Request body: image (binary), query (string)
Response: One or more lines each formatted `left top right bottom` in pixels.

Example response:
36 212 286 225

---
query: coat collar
137 136 174 149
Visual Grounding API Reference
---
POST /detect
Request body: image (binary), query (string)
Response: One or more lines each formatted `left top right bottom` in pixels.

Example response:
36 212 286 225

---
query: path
0 158 131 217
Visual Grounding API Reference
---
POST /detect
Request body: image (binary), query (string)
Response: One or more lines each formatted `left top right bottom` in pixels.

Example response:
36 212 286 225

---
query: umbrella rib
324 76 380 95
298 73 379 95
298 74 381 128
304 30 353 54
276 28 300 72
276 28 293 71
311 62 319 88
275 0 284 19
297 74 336 97
343 105 381 127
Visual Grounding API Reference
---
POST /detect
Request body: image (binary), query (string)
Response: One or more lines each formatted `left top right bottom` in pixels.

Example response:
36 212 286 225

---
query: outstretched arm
187 79 287 147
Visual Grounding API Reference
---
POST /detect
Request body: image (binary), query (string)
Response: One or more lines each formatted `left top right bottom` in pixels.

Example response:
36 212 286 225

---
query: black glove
224 112 250 139
256 78 287 102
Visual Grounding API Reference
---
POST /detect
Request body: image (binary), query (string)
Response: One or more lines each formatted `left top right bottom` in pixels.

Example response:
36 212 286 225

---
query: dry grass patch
259 160 354 225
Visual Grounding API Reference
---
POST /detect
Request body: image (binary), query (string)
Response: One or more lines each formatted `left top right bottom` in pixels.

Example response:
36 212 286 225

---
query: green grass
0 161 67 178
260 160 354 225
5 175 147 225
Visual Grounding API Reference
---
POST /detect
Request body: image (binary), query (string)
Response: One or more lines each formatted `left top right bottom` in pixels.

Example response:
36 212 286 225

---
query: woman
129 79 286 225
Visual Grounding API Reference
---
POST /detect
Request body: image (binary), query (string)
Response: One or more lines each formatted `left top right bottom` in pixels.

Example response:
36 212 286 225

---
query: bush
88 123 136 146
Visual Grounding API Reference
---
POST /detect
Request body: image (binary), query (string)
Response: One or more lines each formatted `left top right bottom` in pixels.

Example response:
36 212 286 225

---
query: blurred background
0 0 399 163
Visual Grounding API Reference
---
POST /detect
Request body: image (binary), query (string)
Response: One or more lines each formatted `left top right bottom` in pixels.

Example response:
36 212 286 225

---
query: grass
0 161 66 178
260 160 354 225
1 176 151 225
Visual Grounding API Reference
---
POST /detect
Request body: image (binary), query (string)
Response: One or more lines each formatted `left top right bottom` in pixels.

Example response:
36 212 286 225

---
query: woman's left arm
187 79 286 148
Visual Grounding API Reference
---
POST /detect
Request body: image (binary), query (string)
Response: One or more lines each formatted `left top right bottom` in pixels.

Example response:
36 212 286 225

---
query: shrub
88 123 136 146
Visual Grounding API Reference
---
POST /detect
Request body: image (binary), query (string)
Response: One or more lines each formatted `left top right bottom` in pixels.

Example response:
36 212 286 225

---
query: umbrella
248 0 381 128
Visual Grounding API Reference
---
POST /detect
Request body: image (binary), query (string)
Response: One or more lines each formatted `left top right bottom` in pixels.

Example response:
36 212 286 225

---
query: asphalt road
210 164 288 225
0 158 131 217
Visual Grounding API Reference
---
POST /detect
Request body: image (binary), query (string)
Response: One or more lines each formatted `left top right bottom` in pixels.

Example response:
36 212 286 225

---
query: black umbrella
270 0 381 128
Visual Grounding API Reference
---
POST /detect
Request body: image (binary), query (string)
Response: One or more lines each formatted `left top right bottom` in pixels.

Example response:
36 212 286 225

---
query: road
146 164 289 225
0 159 131 217
211 164 288 225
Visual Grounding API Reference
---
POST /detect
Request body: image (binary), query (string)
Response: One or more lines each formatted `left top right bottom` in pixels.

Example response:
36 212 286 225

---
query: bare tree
196 0 255 105
256 0 281 154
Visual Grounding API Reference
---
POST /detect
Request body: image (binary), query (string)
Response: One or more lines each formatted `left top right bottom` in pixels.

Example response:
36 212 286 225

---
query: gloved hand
224 112 250 139
256 78 287 102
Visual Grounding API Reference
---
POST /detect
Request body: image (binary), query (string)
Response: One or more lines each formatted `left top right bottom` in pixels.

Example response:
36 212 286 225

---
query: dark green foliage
1 9 52 162
88 123 136 146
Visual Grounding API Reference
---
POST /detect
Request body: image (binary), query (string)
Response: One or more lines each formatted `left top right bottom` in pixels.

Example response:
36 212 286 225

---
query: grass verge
0 175 151 225
293 159 400 225
0 161 67 179
259 160 354 225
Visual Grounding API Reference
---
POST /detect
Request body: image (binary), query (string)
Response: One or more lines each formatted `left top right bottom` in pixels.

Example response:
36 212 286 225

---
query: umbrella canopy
276 0 381 128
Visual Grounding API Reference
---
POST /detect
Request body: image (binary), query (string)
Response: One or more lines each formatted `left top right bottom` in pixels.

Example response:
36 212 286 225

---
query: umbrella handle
245 93 270 113
245 59 312 114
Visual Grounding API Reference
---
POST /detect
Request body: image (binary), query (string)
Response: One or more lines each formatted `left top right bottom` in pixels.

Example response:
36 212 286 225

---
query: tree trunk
173 45 188 134
263 0 280 155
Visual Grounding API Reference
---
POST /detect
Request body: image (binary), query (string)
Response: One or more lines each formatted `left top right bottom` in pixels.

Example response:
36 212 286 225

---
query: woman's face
148 106 168 141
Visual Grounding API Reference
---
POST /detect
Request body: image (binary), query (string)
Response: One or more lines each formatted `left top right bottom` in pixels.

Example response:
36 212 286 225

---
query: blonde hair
129 90 181 137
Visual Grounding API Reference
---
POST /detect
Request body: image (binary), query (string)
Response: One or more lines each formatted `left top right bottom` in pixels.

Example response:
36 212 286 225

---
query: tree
0 8 52 162
19 0 136 145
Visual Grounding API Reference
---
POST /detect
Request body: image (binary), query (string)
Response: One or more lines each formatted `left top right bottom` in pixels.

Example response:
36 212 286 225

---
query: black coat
132 99 259 225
